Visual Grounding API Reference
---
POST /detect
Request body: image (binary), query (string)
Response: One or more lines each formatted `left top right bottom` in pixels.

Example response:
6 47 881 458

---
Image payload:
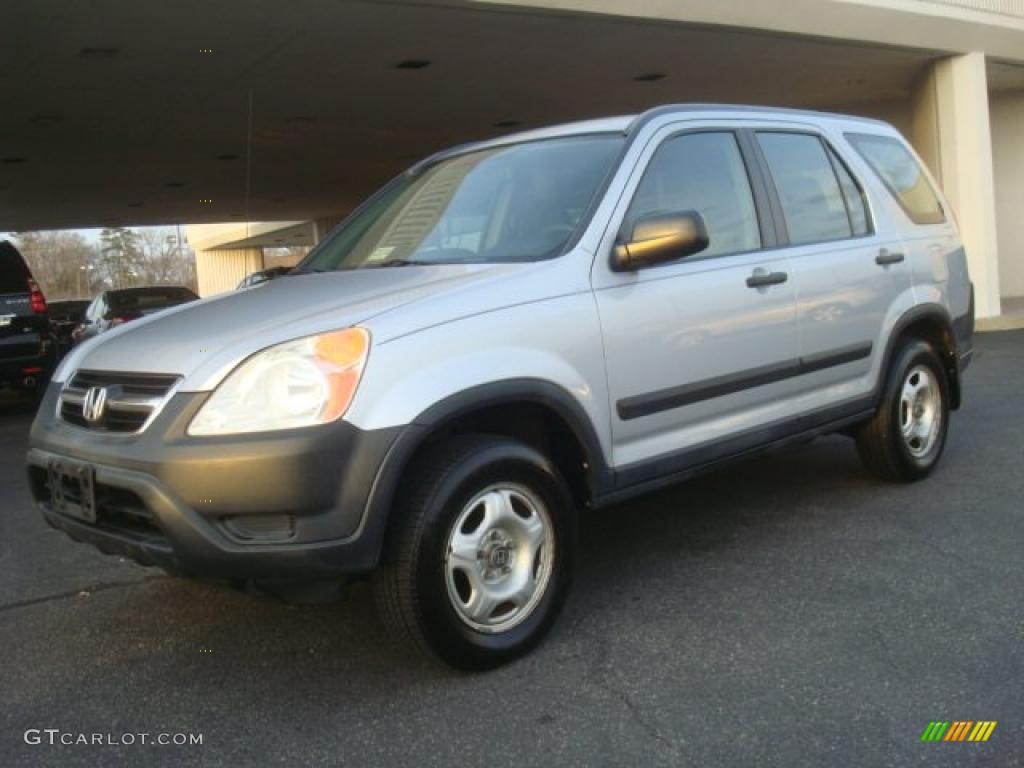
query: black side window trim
735 129 784 250
825 143 875 237
749 127 877 249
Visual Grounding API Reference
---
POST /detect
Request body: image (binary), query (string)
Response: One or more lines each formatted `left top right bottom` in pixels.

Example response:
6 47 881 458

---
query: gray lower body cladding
26 383 403 581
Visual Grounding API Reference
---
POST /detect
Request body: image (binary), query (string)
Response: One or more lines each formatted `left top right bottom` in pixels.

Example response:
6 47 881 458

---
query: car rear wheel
373 434 577 670
855 339 950 482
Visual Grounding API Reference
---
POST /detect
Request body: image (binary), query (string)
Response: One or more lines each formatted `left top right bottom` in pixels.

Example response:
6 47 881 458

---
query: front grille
70 369 180 395
58 369 181 434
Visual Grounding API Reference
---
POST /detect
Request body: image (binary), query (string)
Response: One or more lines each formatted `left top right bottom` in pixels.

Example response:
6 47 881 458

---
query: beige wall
195 248 264 297
476 0 1024 62
991 90 1024 298
837 100 914 135
313 216 345 244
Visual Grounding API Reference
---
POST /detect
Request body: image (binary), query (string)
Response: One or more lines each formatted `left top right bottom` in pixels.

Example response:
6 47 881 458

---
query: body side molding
617 342 872 421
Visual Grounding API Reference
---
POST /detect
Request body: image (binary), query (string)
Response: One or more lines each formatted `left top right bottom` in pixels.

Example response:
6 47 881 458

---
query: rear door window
846 133 945 225
756 132 854 245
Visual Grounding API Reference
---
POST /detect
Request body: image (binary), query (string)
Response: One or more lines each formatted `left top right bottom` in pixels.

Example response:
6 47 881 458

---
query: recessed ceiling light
396 59 431 70
164 181 185 188
78 47 120 60
634 72 666 82
216 153 239 161
493 120 521 129
2 157 26 164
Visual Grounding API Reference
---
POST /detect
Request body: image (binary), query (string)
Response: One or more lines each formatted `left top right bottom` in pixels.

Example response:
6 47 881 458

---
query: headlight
188 328 369 436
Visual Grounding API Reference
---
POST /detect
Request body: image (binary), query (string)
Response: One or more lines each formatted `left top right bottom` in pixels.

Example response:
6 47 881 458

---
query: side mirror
612 210 709 271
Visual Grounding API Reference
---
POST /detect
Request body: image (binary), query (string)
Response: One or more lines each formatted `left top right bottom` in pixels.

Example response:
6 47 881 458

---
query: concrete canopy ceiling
1 0 1011 231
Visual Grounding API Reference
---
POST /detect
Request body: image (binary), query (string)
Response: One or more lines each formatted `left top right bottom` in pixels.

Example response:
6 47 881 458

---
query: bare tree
136 227 197 290
98 227 146 289
13 231 100 299
11 227 197 299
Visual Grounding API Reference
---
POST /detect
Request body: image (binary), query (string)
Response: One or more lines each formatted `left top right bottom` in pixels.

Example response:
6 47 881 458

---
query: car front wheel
374 434 577 670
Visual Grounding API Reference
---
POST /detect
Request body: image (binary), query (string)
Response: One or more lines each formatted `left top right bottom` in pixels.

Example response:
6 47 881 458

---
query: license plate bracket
47 459 97 524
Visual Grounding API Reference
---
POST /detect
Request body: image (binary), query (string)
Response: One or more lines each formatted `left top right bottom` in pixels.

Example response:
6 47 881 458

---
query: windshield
297 134 624 272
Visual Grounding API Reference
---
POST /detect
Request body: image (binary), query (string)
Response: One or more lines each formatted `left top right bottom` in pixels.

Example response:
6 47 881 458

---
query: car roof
417 103 895 170
510 103 890 142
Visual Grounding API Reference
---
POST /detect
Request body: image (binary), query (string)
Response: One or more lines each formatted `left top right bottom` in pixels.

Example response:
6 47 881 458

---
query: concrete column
195 247 264 297
990 91 1024 300
912 52 1001 318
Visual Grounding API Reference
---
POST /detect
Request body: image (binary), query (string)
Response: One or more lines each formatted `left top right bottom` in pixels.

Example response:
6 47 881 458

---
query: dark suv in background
74 286 198 343
0 240 54 397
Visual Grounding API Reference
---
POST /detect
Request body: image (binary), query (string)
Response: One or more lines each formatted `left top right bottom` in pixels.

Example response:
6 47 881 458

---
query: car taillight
28 278 47 314
111 316 135 326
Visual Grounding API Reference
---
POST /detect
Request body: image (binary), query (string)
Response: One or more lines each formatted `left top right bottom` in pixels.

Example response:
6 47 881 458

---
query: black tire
373 434 577 670
855 339 950 482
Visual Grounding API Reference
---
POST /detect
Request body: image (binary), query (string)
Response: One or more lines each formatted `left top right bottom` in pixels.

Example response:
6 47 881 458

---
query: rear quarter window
846 133 945 225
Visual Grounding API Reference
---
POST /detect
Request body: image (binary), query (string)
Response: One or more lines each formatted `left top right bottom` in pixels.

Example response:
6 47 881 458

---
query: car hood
61 263 521 391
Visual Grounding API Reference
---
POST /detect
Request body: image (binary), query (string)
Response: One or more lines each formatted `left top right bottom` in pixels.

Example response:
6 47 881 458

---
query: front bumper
26 382 404 581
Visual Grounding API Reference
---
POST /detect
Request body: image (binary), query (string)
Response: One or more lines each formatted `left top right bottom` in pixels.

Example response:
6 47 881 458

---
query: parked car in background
0 240 54 396
29 106 973 669
48 299 91 358
74 286 198 344
237 266 291 289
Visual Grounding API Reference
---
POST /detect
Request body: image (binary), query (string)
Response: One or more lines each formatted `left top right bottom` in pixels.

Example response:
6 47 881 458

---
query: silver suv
27 105 974 669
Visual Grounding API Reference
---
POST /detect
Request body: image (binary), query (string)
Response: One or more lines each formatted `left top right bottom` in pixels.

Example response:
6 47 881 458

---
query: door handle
875 248 905 266
746 270 788 288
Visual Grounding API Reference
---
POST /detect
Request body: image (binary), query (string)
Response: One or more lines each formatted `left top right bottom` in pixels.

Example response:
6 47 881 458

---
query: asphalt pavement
2 331 1022 767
